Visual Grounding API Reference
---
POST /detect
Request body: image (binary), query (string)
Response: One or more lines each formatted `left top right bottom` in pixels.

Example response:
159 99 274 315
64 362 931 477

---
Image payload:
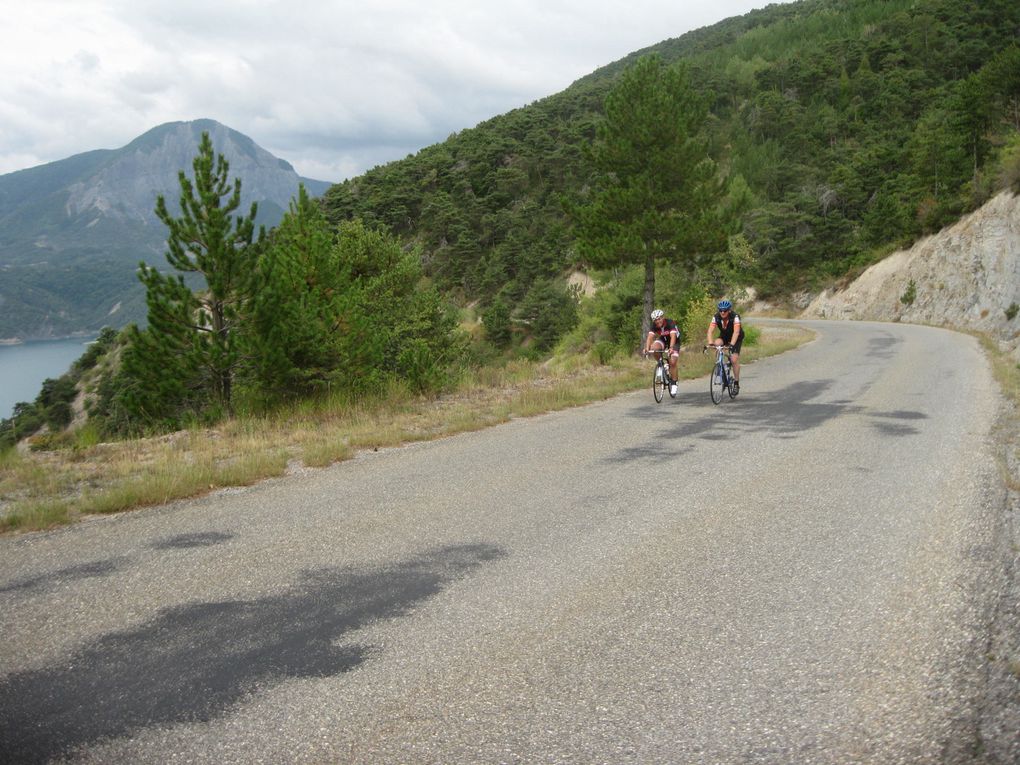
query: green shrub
28 431 75 452
482 297 513 348
993 133 1020 195
900 280 917 306
558 266 644 352
516 280 580 351
73 422 103 450
44 400 74 430
71 326 118 375
682 292 718 347
0 403 44 450
557 312 614 356
398 339 451 393
593 341 618 365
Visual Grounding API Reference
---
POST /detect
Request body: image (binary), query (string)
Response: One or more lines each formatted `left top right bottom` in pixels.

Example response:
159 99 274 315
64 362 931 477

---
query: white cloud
0 0 789 181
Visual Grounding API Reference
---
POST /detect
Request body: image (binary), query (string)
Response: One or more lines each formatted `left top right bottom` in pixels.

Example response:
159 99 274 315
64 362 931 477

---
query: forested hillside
323 0 1020 304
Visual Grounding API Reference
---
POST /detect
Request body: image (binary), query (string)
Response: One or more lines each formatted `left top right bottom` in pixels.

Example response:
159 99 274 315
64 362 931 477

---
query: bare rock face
803 191 1020 357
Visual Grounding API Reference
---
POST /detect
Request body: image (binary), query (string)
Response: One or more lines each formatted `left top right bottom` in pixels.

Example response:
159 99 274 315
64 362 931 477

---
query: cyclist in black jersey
644 309 680 396
706 299 744 394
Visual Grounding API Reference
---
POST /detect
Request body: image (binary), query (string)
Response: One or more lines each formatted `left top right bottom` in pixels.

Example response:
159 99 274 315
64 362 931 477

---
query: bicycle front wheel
653 364 666 403
709 362 724 404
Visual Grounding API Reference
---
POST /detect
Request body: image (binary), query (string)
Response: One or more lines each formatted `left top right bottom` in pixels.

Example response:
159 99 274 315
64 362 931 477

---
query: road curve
0 320 1010 764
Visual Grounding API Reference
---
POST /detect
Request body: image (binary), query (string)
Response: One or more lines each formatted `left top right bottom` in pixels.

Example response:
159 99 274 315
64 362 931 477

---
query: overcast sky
2 0 789 183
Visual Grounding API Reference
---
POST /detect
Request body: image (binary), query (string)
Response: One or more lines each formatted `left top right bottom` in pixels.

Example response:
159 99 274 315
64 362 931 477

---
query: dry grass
0 325 812 533
977 332 1020 492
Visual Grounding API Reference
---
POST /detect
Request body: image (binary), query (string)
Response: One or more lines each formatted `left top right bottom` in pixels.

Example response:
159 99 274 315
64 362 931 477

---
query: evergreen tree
244 185 351 398
330 219 462 394
121 131 260 426
516 280 580 351
572 54 727 340
482 297 513 348
247 206 462 401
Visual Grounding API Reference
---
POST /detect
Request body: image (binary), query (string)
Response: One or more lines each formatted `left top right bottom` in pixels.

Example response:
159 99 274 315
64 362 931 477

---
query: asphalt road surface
0 320 1010 764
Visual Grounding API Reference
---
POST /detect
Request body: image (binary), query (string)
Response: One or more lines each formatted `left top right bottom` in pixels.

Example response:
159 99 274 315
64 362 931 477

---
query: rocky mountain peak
60 119 327 226
0 119 333 340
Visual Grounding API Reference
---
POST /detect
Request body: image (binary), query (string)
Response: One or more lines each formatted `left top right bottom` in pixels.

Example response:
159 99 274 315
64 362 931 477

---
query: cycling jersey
652 318 680 348
711 312 745 352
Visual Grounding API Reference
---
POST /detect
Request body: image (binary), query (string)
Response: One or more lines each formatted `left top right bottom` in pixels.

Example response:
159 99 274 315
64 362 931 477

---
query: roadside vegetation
0 325 810 532
979 333 1020 492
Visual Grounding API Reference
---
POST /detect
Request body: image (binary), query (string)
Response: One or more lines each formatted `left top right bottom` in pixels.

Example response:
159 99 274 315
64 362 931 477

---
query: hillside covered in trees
323 0 1020 302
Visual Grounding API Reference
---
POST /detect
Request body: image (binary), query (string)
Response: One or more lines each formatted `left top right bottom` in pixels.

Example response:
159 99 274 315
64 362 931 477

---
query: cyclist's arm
669 328 679 351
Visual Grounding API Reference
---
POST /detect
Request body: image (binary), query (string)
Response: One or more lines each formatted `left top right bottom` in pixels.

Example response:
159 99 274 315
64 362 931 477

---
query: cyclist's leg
668 348 680 381
730 336 744 380
650 340 666 376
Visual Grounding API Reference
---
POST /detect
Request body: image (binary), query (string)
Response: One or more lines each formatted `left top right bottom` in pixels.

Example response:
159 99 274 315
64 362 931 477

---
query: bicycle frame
706 345 736 404
646 349 677 403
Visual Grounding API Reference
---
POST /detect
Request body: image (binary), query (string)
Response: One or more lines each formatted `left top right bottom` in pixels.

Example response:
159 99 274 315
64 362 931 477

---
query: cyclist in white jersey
644 309 681 396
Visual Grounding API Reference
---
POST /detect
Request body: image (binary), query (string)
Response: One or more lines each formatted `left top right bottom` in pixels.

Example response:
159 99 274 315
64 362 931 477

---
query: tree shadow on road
0 557 132 595
612 378 928 464
0 543 506 764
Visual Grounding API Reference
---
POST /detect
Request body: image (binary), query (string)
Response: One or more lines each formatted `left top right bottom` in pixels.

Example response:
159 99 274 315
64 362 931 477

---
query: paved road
0 320 1009 764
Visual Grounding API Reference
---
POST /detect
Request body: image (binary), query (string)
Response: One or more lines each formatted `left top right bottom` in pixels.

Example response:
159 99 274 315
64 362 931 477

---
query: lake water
0 337 96 420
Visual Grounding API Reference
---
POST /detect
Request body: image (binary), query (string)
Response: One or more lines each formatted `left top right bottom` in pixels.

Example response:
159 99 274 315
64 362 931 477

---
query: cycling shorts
651 340 679 357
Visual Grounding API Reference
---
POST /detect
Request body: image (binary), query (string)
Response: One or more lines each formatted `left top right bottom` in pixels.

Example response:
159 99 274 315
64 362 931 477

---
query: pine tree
244 185 349 398
572 55 726 340
122 131 260 425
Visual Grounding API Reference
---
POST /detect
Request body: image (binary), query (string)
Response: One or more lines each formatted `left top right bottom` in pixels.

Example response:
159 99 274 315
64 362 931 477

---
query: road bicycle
704 344 738 404
644 349 678 403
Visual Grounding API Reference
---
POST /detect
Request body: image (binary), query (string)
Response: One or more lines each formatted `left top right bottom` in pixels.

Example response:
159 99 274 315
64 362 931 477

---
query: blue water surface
0 338 96 420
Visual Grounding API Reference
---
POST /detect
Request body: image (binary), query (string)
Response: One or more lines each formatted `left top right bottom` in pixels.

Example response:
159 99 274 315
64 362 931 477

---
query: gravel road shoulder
980 415 1020 763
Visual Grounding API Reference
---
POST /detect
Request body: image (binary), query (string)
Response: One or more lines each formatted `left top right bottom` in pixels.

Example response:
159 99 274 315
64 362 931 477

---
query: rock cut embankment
802 190 1020 359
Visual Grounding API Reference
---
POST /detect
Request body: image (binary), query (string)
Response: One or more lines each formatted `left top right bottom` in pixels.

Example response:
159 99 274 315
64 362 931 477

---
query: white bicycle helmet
650 309 664 320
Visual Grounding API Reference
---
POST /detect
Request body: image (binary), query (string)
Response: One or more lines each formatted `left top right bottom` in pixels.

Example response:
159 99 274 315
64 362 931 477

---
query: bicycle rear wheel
727 364 738 399
709 362 724 404
653 363 666 403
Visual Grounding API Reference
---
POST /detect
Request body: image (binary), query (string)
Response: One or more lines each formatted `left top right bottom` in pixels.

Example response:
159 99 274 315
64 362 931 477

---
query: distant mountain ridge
0 119 331 341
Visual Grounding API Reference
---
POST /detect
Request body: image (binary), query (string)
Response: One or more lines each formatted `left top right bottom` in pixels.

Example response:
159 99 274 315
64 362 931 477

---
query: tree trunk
209 300 233 412
642 252 655 348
